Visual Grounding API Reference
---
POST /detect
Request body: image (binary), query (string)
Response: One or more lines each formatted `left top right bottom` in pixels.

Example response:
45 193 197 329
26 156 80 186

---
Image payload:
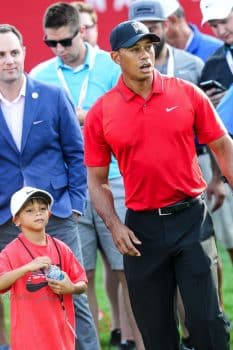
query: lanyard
166 45 175 77
56 44 96 108
17 236 77 338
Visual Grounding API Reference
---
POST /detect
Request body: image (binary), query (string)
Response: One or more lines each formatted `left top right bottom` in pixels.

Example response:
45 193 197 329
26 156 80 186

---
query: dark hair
71 1 97 24
0 24 23 45
43 2 80 30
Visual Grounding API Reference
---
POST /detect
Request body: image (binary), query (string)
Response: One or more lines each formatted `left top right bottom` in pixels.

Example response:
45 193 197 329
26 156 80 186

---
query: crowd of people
0 0 232 350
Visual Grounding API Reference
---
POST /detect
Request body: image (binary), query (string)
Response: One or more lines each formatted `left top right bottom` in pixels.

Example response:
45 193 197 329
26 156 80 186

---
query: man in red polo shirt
84 20 232 350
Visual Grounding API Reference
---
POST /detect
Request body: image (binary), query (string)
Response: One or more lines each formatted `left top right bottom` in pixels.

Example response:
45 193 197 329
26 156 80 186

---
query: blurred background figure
160 0 222 61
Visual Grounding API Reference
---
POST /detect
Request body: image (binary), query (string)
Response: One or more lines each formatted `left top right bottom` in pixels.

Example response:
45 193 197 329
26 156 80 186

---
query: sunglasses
44 29 79 48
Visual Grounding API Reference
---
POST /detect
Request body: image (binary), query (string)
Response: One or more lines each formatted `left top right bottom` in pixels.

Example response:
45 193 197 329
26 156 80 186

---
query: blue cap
110 20 160 51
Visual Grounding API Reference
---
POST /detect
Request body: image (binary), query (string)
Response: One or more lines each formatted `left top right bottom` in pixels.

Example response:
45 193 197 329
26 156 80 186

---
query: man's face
44 25 83 67
111 38 155 82
0 32 25 85
79 12 98 48
142 21 165 58
209 11 233 45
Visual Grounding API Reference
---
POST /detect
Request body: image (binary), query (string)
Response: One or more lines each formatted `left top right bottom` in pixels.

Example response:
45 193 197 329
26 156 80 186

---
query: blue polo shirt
30 42 120 110
187 24 223 62
30 42 121 179
217 84 233 135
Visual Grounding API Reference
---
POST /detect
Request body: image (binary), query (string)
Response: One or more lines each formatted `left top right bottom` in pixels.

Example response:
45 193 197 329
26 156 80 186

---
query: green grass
2 245 233 349
97 245 233 349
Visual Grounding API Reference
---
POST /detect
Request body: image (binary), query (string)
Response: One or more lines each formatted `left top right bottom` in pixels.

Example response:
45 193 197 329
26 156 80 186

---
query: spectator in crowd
0 186 87 350
30 3 143 349
159 0 222 61
200 0 233 106
217 84 233 136
84 20 232 350
0 23 97 350
71 1 99 48
128 0 204 84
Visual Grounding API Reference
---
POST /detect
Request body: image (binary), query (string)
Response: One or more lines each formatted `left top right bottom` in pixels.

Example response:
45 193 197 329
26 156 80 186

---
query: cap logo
26 190 34 194
131 21 144 33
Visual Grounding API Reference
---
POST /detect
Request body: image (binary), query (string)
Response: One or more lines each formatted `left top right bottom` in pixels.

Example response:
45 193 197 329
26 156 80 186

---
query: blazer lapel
0 107 19 153
21 77 40 153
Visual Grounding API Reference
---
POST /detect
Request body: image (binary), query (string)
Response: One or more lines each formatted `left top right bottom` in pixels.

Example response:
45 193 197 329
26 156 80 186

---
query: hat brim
132 16 165 22
13 191 54 218
27 191 53 207
117 33 160 50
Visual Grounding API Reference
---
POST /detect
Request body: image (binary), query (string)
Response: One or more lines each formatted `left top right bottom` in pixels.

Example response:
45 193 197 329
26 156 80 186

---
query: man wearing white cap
160 0 222 62
199 0 233 261
200 0 233 106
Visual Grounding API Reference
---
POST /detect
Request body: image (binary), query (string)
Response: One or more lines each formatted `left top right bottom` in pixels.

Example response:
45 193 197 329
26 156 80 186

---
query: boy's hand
47 272 87 295
24 256 51 272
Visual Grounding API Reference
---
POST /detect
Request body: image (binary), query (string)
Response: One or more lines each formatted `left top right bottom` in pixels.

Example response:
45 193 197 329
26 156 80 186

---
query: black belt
196 146 208 156
136 194 204 216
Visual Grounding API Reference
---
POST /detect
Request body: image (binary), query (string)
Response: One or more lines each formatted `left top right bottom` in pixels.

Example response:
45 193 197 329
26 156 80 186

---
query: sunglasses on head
44 29 79 48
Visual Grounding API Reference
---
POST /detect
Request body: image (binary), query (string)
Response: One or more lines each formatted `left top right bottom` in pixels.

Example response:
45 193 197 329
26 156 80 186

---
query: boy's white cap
200 0 233 25
160 0 180 17
10 186 53 217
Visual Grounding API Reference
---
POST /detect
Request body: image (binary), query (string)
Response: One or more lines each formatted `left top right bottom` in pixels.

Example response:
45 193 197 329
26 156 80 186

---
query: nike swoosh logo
26 281 48 292
166 106 178 112
33 120 44 125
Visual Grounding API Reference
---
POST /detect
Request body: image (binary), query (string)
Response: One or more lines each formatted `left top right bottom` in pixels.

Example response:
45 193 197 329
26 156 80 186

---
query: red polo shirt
84 71 226 211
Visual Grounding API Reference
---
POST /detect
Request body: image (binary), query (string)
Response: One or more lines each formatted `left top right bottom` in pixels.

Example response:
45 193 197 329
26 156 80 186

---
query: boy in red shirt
0 186 87 350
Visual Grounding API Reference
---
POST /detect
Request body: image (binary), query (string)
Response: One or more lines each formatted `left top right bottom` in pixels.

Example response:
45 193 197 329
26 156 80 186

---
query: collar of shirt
117 70 164 101
224 43 233 52
0 74 26 105
184 24 195 51
56 42 93 73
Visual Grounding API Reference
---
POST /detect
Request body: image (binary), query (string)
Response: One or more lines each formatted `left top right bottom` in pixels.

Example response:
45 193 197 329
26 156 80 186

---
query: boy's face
14 198 50 232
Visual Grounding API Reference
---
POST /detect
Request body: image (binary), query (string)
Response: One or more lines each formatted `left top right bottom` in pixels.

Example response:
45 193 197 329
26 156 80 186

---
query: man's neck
123 75 154 100
22 231 47 246
0 75 24 102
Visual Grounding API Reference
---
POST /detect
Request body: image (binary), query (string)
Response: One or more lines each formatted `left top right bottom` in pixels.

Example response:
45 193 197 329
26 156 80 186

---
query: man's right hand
205 88 226 107
110 221 142 257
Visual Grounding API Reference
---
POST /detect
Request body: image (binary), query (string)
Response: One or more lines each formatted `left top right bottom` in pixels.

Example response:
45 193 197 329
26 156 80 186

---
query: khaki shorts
198 152 233 249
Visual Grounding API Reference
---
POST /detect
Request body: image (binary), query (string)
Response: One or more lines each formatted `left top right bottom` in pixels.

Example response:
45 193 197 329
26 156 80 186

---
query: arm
87 166 141 256
0 256 51 291
208 134 233 188
206 147 225 212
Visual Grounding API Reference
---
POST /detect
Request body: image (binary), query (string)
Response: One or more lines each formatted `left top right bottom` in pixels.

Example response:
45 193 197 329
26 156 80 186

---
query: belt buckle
158 208 172 216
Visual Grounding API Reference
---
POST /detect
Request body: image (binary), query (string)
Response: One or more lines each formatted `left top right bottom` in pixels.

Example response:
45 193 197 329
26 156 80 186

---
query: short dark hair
43 2 80 30
0 24 23 45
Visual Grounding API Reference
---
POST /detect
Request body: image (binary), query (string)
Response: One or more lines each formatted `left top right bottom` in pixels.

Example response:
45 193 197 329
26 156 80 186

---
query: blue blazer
0 75 86 224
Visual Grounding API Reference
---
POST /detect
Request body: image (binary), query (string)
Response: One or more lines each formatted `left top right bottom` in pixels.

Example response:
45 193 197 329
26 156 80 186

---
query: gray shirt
155 45 204 85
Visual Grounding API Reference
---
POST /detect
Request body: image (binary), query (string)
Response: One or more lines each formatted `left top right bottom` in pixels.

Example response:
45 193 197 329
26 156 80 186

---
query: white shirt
0 75 26 151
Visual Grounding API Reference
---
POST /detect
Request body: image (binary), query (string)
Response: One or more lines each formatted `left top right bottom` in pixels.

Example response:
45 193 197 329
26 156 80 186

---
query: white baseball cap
200 0 233 25
10 186 53 217
159 0 180 17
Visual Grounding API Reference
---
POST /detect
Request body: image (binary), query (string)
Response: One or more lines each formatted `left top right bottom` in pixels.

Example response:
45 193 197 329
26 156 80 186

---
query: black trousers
124 199 230 350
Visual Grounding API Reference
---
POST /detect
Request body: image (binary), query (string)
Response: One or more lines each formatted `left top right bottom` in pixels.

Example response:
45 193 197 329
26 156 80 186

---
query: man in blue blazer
0 24 99 350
